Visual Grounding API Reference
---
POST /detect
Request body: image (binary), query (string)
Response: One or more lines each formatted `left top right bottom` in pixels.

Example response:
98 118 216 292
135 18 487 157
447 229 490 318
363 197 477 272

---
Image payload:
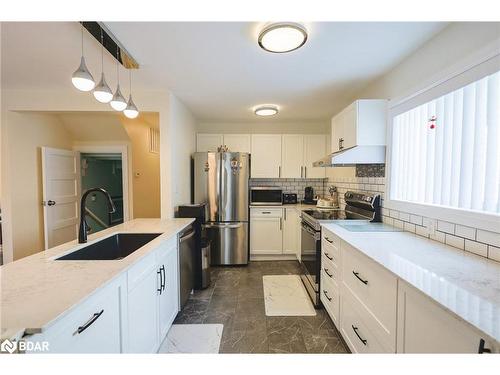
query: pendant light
123 70 139 119
72 24 95 91
110 47 127 111
93 29 113 103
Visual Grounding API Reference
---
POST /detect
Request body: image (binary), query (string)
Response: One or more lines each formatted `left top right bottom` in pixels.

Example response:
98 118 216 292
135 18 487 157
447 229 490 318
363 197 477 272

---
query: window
390 69 500 215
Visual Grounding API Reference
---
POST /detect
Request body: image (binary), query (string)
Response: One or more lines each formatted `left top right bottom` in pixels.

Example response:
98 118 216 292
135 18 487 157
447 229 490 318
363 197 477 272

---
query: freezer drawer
204 222 248 265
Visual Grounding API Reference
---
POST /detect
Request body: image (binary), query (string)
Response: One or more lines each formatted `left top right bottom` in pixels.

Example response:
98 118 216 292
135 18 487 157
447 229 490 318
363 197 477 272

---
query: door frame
73 144 132 222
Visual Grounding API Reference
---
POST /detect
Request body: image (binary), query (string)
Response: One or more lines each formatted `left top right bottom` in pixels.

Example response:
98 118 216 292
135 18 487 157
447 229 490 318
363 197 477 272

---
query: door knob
44 200 56 206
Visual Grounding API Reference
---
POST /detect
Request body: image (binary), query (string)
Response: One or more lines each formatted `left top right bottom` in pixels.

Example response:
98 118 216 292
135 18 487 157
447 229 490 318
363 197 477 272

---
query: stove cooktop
301 209 348 221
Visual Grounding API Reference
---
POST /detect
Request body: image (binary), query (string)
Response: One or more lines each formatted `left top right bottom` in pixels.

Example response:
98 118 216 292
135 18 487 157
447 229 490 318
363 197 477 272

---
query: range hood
313 145 386 167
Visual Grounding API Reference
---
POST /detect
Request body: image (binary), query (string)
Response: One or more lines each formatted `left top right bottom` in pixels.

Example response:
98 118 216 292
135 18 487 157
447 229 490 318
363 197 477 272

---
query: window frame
384 49 500 233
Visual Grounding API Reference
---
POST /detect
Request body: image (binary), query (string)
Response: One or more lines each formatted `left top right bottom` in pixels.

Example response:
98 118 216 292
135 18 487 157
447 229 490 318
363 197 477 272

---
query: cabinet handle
278 166 281 178
157 268 163 294
323 290 332 301
161 265 166 291
339 138 344 150
324 237 333 244
279 218 282 231
324 268 333 278
284 209 287 221
352 271 368 285
304 166 307 178
478 339 492 354
300 166 303 178
74 309 104 335
324 252 333 261
261 211 271 214
351 325 367 346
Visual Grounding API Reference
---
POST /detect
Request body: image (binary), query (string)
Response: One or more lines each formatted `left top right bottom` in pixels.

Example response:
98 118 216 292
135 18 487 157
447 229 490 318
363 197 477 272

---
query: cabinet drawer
320 270 340 327
322 230 340 249
322 239 340 266
250 208 283 217
342 242 397 347
340 288 390 353
321 255 339 283
32 277 123 353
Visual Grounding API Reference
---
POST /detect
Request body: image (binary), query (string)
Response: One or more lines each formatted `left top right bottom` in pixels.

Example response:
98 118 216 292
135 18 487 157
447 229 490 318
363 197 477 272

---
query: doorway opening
80 153 124 234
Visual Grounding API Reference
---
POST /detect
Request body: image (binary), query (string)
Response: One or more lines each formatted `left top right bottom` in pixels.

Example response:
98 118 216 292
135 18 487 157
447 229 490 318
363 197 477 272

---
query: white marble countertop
320 222 500 344
0 218 194 341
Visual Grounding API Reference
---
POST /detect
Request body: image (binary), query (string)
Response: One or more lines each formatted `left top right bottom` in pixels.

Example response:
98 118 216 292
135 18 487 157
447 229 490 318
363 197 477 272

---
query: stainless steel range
300 191 381 307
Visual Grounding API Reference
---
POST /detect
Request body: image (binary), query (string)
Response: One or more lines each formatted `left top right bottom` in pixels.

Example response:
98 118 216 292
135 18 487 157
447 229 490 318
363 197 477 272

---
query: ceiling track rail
81 21 139 69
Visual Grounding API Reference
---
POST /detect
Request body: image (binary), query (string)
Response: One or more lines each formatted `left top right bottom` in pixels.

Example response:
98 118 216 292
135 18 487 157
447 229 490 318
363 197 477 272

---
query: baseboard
250 254 298 261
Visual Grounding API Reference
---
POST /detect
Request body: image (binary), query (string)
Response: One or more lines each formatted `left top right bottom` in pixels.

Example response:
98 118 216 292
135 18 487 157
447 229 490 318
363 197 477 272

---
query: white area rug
158 324 224 353
263 275 316 316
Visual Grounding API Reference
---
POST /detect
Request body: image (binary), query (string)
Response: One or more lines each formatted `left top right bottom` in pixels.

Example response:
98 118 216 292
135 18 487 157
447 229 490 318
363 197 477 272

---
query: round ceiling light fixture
258 22 308 53
254 105 279 117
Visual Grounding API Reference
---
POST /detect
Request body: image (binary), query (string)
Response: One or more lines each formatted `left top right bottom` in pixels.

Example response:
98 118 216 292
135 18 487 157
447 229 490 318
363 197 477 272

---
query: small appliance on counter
250 187 283 206
282 193 298 205
301 186 316 205
316 197 336 209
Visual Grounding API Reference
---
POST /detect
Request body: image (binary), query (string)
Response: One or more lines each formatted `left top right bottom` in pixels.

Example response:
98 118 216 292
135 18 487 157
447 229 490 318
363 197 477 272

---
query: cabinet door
397 282 496 353
223 134 251 153
303 135 326 178
196 134 223 152
250 134 282 178
281 135 304 178
158 245 179 341
342 103 357 150
250 216 283 255
283 208 299 256
127 261 160 353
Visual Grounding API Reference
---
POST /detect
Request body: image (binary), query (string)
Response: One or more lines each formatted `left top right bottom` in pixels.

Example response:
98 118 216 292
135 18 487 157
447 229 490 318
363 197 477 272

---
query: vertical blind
390 69 500 214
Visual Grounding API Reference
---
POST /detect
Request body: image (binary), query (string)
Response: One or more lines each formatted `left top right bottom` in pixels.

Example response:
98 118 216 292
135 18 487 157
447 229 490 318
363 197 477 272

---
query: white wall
169 94 196 210
197 120 329 134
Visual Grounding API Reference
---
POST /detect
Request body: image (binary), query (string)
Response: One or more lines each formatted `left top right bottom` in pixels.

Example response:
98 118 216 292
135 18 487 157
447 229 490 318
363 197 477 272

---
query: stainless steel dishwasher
178 225 196 309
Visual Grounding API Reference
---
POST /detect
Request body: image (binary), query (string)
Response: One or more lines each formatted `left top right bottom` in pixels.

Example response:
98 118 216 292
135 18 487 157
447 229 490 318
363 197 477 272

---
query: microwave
250 187 283 206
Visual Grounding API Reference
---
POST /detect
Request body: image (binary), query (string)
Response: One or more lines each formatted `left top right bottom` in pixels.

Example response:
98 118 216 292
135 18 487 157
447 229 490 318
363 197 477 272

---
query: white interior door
42 147 81 249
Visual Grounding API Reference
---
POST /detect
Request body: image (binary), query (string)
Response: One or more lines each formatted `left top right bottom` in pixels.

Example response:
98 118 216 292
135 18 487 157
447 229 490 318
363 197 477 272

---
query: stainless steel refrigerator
193 152 250 265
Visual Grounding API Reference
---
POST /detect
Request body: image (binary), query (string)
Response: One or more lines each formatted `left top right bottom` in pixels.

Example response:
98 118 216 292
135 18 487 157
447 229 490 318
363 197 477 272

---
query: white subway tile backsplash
488 246 500 262
399 212 410 222
430 231 446 243
455 225 476 240
328 174 500 262
404 222 416 233
437 220 455 234
415 225 429 238
393 219 404 229
410 214 423 226
477 230 500 247
445 234 465 250
465 240 488 257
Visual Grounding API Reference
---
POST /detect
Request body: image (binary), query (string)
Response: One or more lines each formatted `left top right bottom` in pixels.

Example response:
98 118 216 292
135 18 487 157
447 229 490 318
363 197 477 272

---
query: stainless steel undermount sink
56 233 162 261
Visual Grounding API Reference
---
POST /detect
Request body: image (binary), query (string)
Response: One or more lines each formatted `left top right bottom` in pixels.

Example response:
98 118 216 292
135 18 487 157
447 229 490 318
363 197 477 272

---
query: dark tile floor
173 260 349 354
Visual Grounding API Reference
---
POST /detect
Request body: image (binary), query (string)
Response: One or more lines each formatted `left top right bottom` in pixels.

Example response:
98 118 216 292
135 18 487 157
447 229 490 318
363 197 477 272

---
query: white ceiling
2 22 447 121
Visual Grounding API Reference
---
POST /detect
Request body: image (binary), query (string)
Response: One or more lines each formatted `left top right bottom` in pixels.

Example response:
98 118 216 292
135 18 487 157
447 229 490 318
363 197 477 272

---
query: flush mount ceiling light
258 23 308 53
254 105 279 117
123 70 139 119
72 25 95 91
93 29 113 103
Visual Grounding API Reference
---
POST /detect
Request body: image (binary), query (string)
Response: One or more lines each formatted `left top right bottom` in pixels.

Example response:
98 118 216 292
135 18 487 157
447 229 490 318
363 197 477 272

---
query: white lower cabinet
250 208 283 255
27 274 125 353
157 239 179 340
397 281 499 353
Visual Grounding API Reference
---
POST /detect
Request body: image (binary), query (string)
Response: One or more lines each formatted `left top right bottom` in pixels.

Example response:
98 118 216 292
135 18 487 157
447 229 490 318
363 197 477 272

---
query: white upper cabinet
223 134 251 153
196 134 224 152
251 134 282 178
281 135 305 178
331 99 387 152
197 134 251 153
303 135 326 178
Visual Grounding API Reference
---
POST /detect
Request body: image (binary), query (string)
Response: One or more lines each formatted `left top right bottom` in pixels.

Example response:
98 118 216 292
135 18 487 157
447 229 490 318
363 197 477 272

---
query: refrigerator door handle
203 223 244 229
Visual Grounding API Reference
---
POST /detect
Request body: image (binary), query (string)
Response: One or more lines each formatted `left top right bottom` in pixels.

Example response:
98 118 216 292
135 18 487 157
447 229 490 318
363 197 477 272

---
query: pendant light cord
100 28 104 72
81 23 84 56
116 47 120 85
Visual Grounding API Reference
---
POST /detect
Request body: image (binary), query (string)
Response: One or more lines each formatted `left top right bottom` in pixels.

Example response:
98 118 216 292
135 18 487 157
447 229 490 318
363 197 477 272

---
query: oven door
300 221 321 305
